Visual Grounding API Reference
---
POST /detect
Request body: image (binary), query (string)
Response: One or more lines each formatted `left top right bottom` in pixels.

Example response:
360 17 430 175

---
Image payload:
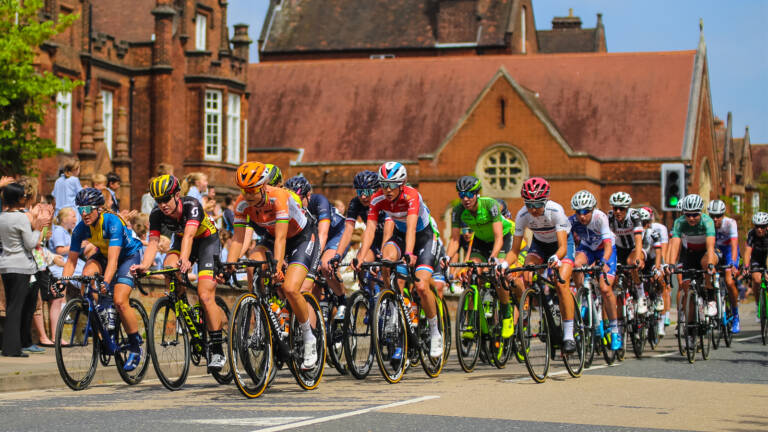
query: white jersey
569 209 614 251
514 201 571 244
651 222 669 244
715 216 738 247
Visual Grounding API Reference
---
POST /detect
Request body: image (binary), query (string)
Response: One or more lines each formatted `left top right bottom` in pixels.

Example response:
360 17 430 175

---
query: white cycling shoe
429 333 443 358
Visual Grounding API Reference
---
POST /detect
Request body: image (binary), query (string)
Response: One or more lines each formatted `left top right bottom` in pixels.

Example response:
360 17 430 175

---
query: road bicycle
711 265 734 350
751 267 768 345
612 263 637 362
573 264 609 368
314 263 347 376
52 274 150 391
134 268 233 390
342 262 384 380
673 268 715 363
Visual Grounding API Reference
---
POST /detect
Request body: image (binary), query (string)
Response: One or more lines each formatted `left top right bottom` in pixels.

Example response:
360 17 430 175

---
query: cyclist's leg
381 232 404 293
700 252 718 316
196 236 222 331
113 254 141 335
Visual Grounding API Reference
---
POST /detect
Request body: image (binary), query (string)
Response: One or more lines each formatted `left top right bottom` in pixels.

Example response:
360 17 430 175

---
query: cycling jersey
513 200 571 243
641 226 661 259
451 197 513 243
233 186 308 238
368 185 431 233
346 196 387 251
495 198 513 219
569 209 614 252
149 196 217 239
671 213 716 252
306 194 345 238
608 209 643 249
747 229 768 268
71 212 142 259
651 222 669 245
715 216 739 247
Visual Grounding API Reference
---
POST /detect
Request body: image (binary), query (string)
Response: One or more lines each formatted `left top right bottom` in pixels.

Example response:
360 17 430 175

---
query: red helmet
642 206 654 219
521 177 550 201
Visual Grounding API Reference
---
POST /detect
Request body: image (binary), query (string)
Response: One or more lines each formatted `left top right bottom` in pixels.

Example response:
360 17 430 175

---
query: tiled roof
751 144 768 181
537 28 598 53
92 0 156 42
247 51 696 162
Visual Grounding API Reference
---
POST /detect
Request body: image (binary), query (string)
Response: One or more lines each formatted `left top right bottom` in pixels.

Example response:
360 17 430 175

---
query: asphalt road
0 305 766 432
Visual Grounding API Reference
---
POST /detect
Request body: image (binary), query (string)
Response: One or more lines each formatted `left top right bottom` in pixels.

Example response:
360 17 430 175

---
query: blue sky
228 0 768 144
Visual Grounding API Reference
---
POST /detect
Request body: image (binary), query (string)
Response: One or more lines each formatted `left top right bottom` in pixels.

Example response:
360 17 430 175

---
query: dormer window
195 13 207 50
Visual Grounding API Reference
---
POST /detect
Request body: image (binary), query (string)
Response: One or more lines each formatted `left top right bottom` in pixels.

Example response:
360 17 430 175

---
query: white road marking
733 334 762 342
503 362 622 383
183 417 310 427
251 395 440 432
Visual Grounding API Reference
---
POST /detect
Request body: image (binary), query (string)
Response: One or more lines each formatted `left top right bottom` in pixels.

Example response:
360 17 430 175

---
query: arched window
475 144 528 198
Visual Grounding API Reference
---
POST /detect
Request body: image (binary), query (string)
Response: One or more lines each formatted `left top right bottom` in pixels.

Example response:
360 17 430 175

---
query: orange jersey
233 185 308 238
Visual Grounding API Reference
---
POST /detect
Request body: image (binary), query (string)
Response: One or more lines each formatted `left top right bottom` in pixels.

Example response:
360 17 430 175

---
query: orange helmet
236 162 269 190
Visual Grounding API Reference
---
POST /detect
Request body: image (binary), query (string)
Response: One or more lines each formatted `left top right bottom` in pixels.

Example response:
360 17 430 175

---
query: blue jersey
307 194 345 238
70 212 142 259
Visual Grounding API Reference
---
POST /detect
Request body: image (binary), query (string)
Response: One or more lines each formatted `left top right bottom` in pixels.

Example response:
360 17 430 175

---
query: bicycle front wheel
455 289 480 373
418 299 445 378
629 315 647 359
684 291 697 364
328 308 348 376
229 293 272 398
563 294 585 378
288 292 326 390
440 296 452 365
760 288 768 345
372 290 407 383
518 287 550 383
701 319 712 360
55 298 99 391
576 288 595 369
343 291 374 380
148 297 190 390
115 298 150 385
722 297 733 348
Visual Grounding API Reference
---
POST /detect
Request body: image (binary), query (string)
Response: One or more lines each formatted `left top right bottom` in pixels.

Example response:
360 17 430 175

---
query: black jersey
609 208 643 250
307 194 344 238
747 229 768 255
347 196 387 246
149 196 217 239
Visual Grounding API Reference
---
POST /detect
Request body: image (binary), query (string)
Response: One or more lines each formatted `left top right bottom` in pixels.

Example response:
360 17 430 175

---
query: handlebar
506 264 565 284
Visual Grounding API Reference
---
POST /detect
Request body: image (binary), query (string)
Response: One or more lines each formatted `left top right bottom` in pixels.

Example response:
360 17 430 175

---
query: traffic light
661 163 685 211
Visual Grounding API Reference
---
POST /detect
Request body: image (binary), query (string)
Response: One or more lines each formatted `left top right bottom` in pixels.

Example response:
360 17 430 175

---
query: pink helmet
521 177 550 202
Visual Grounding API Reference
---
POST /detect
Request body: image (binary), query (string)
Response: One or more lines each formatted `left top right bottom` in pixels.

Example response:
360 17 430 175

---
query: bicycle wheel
760 288 767 346
711 311 722 350
676 300 686 357
440 296 452 365
229 293 272 399
629 315 646 359
205 296 234 384
563 294 585 378
148 297 190 390
489 298 513 369
288 292 326 390
114 298 150 385
372 290 407 383
418 297 445 378
647 314 659 351
576 288 595 369
343 291 374 380
722 297 733 348
328 306 348 376
455 289 480 373
55 298 99 391
701 318 712 360
518 287 550 383
684 291 697 364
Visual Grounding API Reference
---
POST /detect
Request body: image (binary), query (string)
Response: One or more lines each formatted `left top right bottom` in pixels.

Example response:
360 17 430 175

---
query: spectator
0 183 51 357
106 172 121 211
91 173 107 190
141 163 174 214
180 172 207 203
131 213 150 247
221 196 235 235
30 233 63 348
151 235 171 272
333 199 346 216
51 158 82 217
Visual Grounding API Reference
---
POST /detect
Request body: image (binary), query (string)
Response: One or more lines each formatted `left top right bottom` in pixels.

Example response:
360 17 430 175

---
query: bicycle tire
114 298 151 385
701 317 712 361
229 293 272 399
489 297 513 369
676 301 686 357
519 287 550 383
563 294 585 378
148 297 190 390
201 296 233 384
288 292 326 390
711 312 722 350
440 296 452 365
372 290 408 383
328 310 348 376
455 289 480 373
55 298 99 391
343 291 374 380
576 288 595 369
647 313 659 351
684 290 697 364
760 288 767 346
418 297 445 378
722 297 733 348
630 315 647 359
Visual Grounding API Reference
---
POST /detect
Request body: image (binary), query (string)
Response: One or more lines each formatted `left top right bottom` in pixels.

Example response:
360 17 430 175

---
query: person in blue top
60 188 144 371
51 159 83 218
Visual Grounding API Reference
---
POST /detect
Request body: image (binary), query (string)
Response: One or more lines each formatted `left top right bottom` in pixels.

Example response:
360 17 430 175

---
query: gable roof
92 0 156 42
247 51 696 162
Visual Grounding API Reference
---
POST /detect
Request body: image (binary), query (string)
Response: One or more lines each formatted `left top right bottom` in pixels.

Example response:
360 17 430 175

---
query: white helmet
707 199 726 216
681 194 704 212
571 190 597 211
753 212 768 225
676 200 683 211
609 191 632 207
378 161 407 184
637 208 651 222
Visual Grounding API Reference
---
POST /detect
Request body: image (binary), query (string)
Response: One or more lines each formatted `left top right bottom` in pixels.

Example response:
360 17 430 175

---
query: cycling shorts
716 244 739 267
386 228 437 274
90 251 141 289
680 248 707 280
576 245 616 277
527 236 574 264
470 233 512 261
169 233 221 281
750 252 767 271
259 221 321 275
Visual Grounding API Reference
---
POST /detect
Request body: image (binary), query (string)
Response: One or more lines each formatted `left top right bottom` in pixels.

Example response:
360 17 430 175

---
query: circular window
475 144 528 198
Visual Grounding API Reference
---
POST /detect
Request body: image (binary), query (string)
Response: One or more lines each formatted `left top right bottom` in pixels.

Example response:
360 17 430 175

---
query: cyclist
608 192 648 320
708 199 741 333
636 207 665 335
352 161 443 358
667 194 718 343
264 164 283 187
445 176 516 339
130 175 225 371
61 188 144 371
505 177 576 353
225 162 320 369
283 175 348 320
568 190 621 349
744 212 768 321
641 207 672 327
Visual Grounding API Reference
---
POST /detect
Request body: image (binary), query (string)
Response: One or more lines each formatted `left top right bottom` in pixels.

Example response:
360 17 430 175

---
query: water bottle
98 298 116 331
482 291 494 318
280 307 290 338
625 295 634 322
192 302 204 327
319 299 329 321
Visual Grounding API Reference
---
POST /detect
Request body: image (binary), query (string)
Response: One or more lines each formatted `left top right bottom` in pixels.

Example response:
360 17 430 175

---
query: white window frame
101 90 113 158
752 192 760 212
195 13 207 51
56 91 72 152
520 6 526 53
204 90 222 161
733 195 742 214
226 94 241 164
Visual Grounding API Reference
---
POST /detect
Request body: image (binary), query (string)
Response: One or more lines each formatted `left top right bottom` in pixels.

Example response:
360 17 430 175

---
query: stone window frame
474 143 529 198
204 89 222 161
195 12 207 51
55 91 72 153
226 93 241 164
100 89 115 158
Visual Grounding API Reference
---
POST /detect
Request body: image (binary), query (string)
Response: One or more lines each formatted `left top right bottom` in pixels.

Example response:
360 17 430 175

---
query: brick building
36 0 251 208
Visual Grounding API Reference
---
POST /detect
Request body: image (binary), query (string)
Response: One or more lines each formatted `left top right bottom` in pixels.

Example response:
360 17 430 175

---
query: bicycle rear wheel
576 288 595 369
701 318 712 360
722 297 733 348
343 291 374 380
206 296 234 384
629 315 647 359
760 288 767 346
518 287 550 383
418 298 445 378
115 298 150 385
287 292 326 390
328 307 348 376
563 294 585 378
684 291 697 364
55 298 99 391
229 293 272 399
440 296 451 365
148 297 190 390
372 290 407 383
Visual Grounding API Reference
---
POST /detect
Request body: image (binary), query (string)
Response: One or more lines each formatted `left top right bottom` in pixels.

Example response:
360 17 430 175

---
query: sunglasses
756 225 768 230
684 212 701 219
380 181 401 191
240 187 262 196
77 205 95 215
525 201 546 209
612 206 628 212
710 214 724 219
154 195 174 204
458 191 477 199
356 188 377 197
576 209 593 215
460 228 472 234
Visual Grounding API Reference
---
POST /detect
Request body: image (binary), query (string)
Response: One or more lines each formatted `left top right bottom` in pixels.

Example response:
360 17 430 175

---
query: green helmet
264 164 283 186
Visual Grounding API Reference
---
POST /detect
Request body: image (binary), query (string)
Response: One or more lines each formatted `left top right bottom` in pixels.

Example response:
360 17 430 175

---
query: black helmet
284 175 312 197
456 175 481 193
353 170 379 189
75 188 105 207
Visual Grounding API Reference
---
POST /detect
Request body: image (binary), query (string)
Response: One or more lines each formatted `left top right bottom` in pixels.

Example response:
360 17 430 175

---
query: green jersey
671 213 716 252
451 197 513 243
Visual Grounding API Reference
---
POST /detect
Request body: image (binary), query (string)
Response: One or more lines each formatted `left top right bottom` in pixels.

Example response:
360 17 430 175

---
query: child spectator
106 172 121 211
91 173 107 190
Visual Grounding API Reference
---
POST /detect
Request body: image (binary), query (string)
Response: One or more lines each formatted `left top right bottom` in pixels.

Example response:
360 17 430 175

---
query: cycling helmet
642 206 654 220
681 194 704 212
456 176 481 193
676 200 683 211
570 190 597 211
149 174 180 199
353 170 379 190
264 164 283 186
521 177 550 202
753 212 768 225
74 188 105 207
608 191 632 207
236 161 269 190
378 161 407 184
284 175 312 197
707 199 726 216
637 207 651 222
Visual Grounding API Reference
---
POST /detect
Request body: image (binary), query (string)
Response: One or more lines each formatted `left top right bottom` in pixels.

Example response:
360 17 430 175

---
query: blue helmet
284 175 312 197
75 188 105 207
353 170 378 189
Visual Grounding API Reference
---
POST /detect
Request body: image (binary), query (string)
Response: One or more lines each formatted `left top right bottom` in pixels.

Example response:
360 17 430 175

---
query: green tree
0 0 80 176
